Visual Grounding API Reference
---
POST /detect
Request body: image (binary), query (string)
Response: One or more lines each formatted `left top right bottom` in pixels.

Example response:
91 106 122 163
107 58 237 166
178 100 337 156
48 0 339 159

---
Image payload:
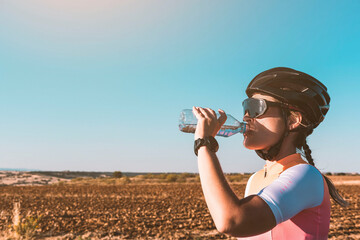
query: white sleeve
257 164 324 224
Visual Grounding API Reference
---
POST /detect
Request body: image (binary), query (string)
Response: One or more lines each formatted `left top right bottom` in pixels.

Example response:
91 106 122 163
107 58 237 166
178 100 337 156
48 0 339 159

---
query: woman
192 67 348 239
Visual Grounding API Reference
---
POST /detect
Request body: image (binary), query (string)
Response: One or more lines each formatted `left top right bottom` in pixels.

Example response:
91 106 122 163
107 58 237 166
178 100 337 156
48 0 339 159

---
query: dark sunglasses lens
242 98 267 118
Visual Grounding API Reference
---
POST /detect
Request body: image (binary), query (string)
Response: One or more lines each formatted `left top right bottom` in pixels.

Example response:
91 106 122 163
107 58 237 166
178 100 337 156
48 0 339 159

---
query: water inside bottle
179 124 197 133
179 123 245 137
178 109 246 137
217 124 245 137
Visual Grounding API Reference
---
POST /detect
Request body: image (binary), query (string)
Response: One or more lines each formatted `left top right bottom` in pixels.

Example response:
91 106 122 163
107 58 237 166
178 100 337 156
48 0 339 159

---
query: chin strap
255 108 289 161
255 139 284 161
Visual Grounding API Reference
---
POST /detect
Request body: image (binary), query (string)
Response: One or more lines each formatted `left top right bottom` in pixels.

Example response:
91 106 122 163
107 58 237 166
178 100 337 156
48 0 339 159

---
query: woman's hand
192 106 227 139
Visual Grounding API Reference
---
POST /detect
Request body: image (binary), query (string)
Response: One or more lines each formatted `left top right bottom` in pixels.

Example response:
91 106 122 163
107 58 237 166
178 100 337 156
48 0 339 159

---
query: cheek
258 117 285 133
243 117 286 150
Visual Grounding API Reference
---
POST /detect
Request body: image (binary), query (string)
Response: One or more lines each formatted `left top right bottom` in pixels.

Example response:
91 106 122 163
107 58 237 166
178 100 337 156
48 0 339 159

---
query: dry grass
0 173 358 239
0 181 359 239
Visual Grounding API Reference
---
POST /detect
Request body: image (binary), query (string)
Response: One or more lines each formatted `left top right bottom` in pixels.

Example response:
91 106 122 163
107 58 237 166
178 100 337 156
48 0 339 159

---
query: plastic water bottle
179 109 247 137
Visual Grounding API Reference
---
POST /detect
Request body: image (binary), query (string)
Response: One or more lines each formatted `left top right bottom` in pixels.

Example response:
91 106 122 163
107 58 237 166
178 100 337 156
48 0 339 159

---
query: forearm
197 146 241 231
192 106 276 236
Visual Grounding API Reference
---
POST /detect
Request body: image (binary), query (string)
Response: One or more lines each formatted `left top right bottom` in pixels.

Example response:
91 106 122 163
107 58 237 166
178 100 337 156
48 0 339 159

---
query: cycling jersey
239 153 331 240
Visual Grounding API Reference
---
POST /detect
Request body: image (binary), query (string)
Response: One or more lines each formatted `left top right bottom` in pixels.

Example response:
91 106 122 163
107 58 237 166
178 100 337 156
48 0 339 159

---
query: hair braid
297 126 349 207
303 139 314 166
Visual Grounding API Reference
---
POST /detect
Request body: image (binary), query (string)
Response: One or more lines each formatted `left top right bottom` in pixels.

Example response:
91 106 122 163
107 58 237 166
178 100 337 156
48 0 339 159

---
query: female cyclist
192 67 348 239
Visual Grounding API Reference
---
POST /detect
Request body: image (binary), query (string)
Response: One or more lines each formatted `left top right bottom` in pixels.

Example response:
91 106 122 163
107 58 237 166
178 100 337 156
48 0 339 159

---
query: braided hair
293 116 349 207
302 140 314 166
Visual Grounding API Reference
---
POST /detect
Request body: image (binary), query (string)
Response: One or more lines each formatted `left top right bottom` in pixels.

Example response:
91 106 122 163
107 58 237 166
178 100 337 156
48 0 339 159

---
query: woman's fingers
193 106 223 122
197 107 216 119
198 107 208 118
192 106 204 119
205 108 217 119
194 107 214 120
192 106 226 138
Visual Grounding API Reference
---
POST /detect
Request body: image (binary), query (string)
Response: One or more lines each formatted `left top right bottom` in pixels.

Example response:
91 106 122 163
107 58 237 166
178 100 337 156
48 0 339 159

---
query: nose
243 111 251 122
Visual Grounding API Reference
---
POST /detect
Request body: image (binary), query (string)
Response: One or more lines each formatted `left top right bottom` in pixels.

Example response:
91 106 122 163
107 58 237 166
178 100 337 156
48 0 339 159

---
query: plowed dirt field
0 183 359 239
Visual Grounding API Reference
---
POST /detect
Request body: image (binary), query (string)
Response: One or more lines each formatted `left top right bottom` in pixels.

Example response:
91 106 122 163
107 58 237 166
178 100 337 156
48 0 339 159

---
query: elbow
213 213 242 235
215 222 231 235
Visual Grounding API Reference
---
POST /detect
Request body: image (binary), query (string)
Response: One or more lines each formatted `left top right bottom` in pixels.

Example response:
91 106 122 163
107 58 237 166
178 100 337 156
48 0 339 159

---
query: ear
288 112 303 131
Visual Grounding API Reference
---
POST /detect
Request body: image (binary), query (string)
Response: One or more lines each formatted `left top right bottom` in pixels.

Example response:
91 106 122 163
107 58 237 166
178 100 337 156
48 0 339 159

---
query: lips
243 130 253 137
244 123 255 136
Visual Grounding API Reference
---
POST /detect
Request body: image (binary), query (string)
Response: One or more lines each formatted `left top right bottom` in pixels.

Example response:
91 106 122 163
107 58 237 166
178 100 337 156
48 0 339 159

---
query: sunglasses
242 98 285 118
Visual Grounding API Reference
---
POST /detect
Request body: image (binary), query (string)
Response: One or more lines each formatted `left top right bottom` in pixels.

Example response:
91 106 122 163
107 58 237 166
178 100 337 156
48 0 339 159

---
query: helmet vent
301 88 309 93
273 81 308 93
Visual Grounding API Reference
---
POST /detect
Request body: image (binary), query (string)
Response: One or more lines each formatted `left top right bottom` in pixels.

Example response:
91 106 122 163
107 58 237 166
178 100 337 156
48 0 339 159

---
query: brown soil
0 182 359 239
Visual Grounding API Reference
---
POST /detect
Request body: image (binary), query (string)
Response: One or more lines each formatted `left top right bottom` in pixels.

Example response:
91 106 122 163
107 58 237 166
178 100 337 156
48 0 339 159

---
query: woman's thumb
218 109 227 125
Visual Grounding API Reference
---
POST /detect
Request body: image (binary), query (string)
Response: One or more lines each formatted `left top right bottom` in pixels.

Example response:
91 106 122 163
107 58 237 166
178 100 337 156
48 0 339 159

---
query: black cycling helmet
246 67 330 128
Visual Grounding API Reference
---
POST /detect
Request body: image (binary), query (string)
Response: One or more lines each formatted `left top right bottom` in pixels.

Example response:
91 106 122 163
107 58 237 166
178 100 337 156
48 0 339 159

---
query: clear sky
1 0 359 173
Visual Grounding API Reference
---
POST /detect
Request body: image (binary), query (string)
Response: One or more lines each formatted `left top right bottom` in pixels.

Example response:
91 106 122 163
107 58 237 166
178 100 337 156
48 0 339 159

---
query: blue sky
1 0 359 173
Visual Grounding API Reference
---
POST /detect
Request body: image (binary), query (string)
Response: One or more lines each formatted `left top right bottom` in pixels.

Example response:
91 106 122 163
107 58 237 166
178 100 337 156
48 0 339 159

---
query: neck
272 133 297 161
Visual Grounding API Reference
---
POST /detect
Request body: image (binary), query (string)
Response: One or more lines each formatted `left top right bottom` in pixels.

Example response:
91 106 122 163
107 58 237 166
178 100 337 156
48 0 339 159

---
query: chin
243 145 265 150
243 138 269 150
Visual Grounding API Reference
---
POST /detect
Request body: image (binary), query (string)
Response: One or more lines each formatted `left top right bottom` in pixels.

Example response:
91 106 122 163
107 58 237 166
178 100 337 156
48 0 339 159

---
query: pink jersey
239 153 331 240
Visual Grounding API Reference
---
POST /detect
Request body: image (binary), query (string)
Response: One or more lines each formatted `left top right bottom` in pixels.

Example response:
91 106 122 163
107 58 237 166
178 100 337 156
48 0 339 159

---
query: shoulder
258 164 325 223
281 163 323 185
276 163 325 201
